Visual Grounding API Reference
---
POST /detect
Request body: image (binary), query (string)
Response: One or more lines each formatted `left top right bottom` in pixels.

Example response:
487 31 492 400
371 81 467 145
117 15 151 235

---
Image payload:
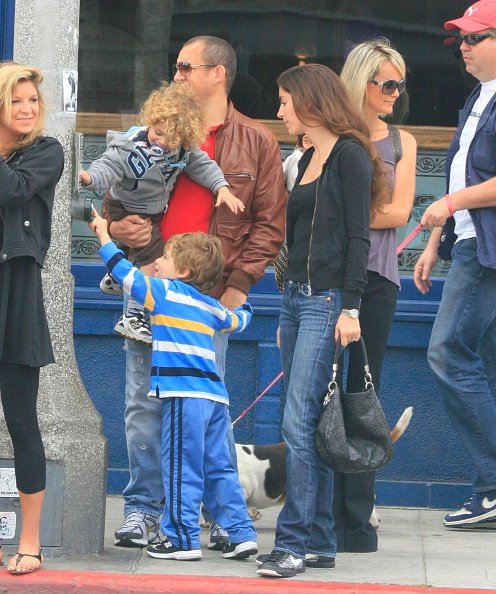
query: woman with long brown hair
257 64 387 579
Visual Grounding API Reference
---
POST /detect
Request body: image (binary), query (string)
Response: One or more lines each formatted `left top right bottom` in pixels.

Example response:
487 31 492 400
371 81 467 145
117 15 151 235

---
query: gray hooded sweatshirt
85 126 228 215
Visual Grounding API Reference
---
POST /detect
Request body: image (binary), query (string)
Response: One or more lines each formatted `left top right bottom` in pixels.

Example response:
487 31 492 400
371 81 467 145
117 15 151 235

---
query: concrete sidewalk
0 496 494 593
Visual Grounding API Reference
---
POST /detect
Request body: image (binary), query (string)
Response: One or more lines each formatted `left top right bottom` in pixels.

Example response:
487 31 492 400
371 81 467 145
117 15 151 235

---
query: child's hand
80 169 92 186
215 187 245 214
88 208 111 246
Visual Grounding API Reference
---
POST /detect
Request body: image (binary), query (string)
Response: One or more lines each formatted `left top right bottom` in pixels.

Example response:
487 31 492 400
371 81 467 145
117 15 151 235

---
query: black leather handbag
316 338 393 473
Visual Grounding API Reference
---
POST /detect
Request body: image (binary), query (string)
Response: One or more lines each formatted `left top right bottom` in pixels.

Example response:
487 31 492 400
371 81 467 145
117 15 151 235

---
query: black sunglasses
172 61 217 74
456 32 495 46
368 78 406 95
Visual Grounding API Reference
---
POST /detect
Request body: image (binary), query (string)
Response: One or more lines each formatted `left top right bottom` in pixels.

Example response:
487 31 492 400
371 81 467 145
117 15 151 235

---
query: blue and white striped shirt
99 242 252 404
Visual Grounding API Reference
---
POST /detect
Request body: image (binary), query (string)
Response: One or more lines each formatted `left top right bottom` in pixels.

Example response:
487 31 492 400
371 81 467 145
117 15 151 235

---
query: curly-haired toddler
80 82 243 344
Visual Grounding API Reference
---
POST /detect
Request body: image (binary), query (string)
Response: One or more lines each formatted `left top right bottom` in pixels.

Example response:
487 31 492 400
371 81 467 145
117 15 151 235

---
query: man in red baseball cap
414 0 496 530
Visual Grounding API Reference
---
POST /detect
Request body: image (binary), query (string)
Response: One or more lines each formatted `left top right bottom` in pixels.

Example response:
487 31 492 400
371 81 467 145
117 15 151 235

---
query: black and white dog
236 406 413 525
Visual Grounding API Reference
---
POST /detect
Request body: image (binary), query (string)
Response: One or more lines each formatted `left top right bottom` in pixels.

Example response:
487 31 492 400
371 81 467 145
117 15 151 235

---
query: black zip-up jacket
289 137 372 310
0 136 64 267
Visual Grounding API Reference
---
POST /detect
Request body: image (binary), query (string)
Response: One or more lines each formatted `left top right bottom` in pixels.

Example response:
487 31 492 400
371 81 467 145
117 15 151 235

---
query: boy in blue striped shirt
89 211 257 561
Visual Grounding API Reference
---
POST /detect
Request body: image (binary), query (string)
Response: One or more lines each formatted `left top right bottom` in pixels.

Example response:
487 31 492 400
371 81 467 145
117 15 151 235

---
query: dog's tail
390 406 413 443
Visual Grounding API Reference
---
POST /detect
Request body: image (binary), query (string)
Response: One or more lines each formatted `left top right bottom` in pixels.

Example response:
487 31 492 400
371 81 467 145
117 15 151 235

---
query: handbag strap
324 338 373 405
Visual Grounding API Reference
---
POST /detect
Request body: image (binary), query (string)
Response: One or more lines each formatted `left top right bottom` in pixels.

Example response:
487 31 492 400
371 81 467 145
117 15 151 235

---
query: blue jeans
428 238 496 493
274 282 341 558
122 331 233 518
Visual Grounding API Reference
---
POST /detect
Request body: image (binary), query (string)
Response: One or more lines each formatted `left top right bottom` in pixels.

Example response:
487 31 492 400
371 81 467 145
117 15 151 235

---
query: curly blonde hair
0 61 46 149
140 82 206 149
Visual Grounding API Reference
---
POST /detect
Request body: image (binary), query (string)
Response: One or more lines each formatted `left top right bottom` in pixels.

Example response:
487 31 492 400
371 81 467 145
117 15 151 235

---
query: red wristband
445 195 455 217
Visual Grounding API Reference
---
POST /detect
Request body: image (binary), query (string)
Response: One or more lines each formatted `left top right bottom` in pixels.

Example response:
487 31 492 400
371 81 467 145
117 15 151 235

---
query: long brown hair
277 64 388 219
0 62 46 149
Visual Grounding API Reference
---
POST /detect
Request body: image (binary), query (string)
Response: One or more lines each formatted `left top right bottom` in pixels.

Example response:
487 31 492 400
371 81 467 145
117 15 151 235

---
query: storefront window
75 0 468 274
78 0 471 125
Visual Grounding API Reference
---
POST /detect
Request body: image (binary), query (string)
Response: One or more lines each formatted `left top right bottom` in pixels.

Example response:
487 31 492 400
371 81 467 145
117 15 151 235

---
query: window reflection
78 0 471 127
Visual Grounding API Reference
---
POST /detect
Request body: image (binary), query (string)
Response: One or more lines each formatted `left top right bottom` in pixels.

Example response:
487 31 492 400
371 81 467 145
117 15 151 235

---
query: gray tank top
368 133 400 288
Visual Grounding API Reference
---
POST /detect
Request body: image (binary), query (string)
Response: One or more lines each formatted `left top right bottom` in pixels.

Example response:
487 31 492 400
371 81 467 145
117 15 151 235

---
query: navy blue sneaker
444 492 496 527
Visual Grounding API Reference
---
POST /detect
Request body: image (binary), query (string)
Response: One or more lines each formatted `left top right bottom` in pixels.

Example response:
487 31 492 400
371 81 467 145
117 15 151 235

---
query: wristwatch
341 308 359 319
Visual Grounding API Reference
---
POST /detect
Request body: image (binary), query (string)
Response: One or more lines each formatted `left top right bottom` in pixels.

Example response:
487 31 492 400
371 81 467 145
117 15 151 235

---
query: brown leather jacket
209 102 287 297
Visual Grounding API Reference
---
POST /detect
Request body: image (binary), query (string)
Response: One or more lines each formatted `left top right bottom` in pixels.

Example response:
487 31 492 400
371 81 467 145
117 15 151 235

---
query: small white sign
63 69 78 113
0 512 16 539
0 468 18 497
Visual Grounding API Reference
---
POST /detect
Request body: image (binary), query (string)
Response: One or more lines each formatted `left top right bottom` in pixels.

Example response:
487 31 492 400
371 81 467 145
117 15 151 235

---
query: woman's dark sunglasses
172 61 216 74
368 79 406 95
456 32 495 46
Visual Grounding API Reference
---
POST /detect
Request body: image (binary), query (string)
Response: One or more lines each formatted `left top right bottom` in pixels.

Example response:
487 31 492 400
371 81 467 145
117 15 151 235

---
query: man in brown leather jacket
106 35 286 551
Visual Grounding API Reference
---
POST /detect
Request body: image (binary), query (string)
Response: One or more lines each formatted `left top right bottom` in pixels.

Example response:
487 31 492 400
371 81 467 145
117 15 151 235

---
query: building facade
1 0 475 508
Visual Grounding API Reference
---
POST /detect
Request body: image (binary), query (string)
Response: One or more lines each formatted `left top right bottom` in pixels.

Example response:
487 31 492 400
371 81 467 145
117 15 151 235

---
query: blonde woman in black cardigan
0 62 64 574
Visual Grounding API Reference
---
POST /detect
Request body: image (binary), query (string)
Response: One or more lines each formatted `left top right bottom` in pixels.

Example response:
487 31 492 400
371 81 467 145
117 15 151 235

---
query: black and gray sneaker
221 540 258 559
147 537 202 560
256 552 334 568
257 550 305 578
114 511 160 548
207 522 229 551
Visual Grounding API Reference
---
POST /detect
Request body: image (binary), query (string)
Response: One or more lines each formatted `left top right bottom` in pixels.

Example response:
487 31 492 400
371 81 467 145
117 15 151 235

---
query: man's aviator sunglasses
172 61 217 74
368 78 406 95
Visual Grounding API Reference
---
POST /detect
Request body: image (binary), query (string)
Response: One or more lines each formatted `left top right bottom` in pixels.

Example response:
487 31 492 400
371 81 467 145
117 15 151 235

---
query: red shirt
160 125 222 242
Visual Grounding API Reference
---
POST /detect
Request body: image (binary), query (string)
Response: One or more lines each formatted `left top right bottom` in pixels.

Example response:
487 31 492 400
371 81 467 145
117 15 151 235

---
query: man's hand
413 248 437 294
215 187 245 214
220 286 247 311
413 228 442 294
109 215 152 248
421 196 452 228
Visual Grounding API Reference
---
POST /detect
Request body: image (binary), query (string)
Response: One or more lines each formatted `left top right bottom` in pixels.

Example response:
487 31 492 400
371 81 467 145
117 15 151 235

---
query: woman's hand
334 314 360 348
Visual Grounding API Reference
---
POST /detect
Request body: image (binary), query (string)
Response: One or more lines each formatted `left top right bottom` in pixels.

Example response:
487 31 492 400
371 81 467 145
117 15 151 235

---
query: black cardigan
0 136 64 267
287 137 372 310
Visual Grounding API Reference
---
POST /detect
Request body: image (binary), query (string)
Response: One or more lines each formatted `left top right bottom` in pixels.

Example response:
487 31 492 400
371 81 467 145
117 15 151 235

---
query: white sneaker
114 312 152 345
221 540 258 559
100 273 123 295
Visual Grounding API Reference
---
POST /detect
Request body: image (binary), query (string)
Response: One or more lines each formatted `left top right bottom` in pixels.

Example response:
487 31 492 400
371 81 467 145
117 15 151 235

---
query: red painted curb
0 569 489 594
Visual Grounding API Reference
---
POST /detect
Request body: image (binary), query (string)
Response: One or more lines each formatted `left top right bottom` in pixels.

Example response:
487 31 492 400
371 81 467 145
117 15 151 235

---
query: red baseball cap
445 0 496 31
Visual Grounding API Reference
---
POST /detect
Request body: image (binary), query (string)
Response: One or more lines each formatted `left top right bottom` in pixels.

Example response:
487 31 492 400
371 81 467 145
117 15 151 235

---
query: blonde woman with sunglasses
335 38 417 554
